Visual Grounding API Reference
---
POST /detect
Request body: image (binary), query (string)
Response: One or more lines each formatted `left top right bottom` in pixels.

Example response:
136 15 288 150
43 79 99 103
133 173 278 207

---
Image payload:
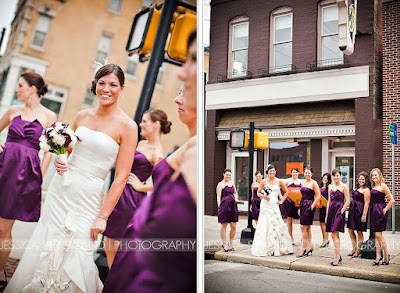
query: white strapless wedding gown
251 184 293 257
6 126 119 293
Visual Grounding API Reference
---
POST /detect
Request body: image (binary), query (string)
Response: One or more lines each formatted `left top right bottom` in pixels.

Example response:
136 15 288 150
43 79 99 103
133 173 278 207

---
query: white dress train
5 126 120 293
251 184 293 257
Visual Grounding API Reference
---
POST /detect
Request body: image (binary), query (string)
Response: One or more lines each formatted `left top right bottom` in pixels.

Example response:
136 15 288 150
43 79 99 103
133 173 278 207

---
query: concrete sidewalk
205 215 400 284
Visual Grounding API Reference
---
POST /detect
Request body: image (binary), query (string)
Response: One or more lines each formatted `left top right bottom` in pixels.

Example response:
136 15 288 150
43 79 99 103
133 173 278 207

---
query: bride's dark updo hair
144 108 172 134
91 64 125 95
20 72 48 97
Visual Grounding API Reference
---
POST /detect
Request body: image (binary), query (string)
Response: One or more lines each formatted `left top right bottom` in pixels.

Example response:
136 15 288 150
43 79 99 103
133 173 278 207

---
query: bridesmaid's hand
90 217 107 241
311 204 315 210
277 200 282 205
127 173 143 190
383 209 387 215
54 157 69 175
341 208 346 214
0 143 4 153
361 215 367 223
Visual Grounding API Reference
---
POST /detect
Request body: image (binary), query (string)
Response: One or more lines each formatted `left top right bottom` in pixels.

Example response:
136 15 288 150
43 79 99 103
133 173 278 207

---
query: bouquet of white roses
39 122 79 186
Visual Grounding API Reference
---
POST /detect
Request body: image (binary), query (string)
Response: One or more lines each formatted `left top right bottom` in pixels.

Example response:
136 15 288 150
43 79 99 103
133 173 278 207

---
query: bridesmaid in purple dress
370 168 394 266
347 171 370 258
103 109 170 267
102 30 197 292
251 171 263 224
326 169 350 266
283 167 302 244
0 72 56 289
297 166 321 258
217 169 239 252
318 173 331 247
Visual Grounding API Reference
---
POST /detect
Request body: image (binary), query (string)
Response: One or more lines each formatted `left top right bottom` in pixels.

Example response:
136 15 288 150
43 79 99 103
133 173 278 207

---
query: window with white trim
319 2 343 66
270 9 292 72
82 88 95 108
40 85 68 116
32 14 51 49
126 54 139 77
109 0 123 13
95 35 112 64
228 17 249 77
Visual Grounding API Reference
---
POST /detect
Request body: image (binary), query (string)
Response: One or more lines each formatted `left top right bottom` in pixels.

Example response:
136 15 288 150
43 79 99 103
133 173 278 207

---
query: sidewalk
205 215 400 284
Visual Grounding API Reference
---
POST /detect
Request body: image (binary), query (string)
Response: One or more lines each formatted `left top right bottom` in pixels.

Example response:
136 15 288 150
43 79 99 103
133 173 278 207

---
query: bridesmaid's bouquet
39 122 79 186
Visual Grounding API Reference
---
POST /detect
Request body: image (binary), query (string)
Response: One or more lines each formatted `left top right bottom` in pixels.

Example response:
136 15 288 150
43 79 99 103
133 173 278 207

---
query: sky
0 0 18 55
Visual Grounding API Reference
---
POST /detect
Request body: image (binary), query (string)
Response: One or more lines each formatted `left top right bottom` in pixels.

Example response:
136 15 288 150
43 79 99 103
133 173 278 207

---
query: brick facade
383 0 400 207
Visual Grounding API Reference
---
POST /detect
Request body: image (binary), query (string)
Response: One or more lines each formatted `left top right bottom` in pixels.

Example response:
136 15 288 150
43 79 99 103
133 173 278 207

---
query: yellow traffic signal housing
167 12 197 62
244 131 269 149
126 6 161 56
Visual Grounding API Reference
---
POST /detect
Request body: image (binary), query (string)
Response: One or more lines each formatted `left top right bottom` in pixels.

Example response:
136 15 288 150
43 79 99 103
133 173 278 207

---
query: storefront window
268 141 310 178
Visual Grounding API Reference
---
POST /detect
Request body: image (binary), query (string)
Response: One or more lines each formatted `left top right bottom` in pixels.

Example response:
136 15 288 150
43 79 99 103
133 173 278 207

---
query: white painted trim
321 137 330 174
206 66 369 110
217 124 355 141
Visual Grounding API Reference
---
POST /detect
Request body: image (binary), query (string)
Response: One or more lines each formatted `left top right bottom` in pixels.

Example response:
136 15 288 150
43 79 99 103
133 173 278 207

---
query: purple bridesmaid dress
281 183 301 219
347 190 367 231
103 150 153 239
251 186 261 220
318 187 328 223
217 185 239 223
103 159 196 293
299 187 315 225
0 115 43 222
326 190 345 233
370 189 388 232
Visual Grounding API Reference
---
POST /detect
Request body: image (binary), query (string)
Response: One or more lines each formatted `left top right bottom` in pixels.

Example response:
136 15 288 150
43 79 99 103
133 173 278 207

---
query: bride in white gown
6 64 137 292
252 165 294 257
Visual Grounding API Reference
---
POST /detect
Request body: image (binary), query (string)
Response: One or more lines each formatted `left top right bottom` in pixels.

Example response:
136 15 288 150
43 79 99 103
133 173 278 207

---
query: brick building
205 0 396 228
383 0 400 229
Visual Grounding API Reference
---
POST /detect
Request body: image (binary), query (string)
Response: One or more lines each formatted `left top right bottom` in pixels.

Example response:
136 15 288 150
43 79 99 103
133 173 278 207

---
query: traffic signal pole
240 121 255 244
133 0 178 128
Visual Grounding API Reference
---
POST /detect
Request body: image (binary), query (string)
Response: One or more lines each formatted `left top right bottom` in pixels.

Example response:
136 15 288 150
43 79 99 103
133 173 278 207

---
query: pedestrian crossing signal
244 131 269 149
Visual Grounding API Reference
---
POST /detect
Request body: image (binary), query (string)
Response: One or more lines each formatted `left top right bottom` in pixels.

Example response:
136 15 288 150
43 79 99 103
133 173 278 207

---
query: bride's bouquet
39 122 79 186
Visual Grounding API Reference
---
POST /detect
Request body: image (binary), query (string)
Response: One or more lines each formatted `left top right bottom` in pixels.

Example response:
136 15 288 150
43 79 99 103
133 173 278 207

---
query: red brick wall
383 0 400 206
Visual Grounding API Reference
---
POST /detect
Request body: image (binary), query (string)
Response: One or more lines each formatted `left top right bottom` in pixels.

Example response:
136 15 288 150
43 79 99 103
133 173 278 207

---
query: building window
270 9 292 72
31 14 51 49
228 16 249 78
156 63 166 86
319 2 343 66
82 88 95 108
108 0 123 13
142 0 153 8
95 35 112 64
126 54 139 77
40 85 68 116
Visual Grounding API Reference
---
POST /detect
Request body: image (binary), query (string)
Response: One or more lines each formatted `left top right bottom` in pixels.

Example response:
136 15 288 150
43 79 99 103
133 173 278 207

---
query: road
204 260 400 293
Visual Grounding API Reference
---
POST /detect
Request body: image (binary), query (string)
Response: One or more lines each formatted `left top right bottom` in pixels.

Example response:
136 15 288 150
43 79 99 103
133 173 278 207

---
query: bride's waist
69 155 110 180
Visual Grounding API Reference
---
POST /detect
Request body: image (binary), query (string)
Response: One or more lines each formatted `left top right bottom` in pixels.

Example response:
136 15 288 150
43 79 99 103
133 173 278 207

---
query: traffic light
244 131 269 149
167 12 197 62
126 5 161 56
337 0 357 55
230 131 246 148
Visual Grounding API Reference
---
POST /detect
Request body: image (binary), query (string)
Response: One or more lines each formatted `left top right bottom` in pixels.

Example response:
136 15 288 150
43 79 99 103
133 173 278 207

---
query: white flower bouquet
39 122 79 186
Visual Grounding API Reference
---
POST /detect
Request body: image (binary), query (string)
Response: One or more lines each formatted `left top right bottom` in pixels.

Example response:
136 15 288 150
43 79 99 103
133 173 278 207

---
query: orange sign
286 162 304 175
287 187 328 208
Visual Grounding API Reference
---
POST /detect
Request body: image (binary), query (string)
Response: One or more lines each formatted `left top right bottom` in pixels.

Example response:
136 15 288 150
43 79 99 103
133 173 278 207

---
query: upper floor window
126 54 139 77
95 35 112 64
109 0 123 13
228 16 249 78
40 85 68 117
270 8 292 72
82 88 95 108
319 2 343 66
32 14 51 49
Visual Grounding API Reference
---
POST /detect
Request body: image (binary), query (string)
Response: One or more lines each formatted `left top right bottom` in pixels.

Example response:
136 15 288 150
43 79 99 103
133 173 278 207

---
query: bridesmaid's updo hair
91 64 125 95
291 167 299 173
255 171 262 176
331 168 341 176
144 108 172 134
304 166 313 173
320 172 332 188
20 72 48 97
356 171 370 189
223 169 232 174
187 29 196 50
266 164 276 173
